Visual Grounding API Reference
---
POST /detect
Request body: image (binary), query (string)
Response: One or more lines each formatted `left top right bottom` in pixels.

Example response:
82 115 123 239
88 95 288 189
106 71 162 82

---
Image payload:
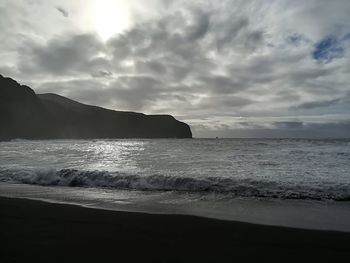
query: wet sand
1 196 350 262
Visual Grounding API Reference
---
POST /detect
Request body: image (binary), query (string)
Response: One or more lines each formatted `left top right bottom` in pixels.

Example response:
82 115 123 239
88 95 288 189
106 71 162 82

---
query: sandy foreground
1 196 350 262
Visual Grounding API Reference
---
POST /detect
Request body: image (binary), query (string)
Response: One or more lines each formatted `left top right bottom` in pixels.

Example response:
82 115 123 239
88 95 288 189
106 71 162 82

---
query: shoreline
2 182 350 233
1 196 350 262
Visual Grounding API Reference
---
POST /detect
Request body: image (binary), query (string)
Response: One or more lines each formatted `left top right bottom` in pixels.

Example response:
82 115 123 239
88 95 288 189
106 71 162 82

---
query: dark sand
1 197 350 262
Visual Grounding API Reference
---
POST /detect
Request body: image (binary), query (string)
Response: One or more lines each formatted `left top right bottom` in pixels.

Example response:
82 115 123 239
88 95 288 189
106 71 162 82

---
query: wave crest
0 167 349 201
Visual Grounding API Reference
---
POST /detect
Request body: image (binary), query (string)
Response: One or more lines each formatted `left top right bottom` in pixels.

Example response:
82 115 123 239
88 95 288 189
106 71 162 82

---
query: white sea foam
1 167 349 201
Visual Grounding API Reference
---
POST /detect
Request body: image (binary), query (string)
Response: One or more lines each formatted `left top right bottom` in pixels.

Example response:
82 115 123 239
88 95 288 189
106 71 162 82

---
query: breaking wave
0 167 349 201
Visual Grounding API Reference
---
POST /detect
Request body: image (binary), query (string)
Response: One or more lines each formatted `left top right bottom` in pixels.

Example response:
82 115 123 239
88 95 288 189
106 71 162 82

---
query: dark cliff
0 75 192 140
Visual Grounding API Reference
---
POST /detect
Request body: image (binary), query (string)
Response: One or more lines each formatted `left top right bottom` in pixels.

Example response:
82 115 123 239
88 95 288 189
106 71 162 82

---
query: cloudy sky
1 0 350 137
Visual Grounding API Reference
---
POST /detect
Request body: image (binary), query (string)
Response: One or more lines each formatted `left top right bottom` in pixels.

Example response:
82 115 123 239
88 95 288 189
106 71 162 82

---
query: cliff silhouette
0 75 192 140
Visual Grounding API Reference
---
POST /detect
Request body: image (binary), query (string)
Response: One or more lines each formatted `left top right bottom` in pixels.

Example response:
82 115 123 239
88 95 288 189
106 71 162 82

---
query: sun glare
91 0 130 41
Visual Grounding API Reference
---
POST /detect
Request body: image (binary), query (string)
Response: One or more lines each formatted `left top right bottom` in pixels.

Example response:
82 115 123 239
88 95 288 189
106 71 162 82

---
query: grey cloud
108 15 216 81
305 120 350 133
194 120 350 138
198 95 254 110
35 79 111 109
0 65 16 77
41 76 165 112
108 6 259 72
212 17 249 50
91 70 113 78
185 9 211 41
135 60 167 75
0 5 12 32
244 30 264 50
108 76 167 110
273 121 304 129
199 75 247 94
56 7 69 17
275 90 301 103
295 99 341 109
19 33 108 76
286 33 308 46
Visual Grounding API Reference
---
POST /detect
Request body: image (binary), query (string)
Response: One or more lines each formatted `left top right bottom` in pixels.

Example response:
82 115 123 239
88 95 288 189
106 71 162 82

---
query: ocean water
1 138 350 231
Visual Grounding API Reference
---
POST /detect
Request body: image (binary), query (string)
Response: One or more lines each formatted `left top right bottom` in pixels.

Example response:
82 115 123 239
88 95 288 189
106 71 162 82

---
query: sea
1 138 350 231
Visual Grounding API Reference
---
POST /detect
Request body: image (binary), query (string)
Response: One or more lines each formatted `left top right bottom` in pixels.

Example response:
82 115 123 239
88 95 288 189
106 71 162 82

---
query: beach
1 197 350 262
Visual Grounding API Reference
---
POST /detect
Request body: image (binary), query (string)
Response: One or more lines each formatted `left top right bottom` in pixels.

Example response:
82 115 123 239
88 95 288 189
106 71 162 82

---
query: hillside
0 75 192 140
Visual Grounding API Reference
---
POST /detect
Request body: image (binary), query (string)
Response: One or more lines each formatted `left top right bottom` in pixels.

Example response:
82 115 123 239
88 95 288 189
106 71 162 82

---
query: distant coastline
0 74 192 140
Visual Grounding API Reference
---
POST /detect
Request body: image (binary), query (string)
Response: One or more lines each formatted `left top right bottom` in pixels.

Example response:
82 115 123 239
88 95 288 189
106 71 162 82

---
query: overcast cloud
1 0 350 137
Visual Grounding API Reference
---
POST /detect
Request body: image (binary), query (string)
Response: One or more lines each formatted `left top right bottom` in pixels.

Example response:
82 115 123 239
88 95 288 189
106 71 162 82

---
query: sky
1 0 350 138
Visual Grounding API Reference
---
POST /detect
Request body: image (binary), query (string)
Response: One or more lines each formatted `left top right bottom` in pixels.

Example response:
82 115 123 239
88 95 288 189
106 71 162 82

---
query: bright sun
91 0 130 40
